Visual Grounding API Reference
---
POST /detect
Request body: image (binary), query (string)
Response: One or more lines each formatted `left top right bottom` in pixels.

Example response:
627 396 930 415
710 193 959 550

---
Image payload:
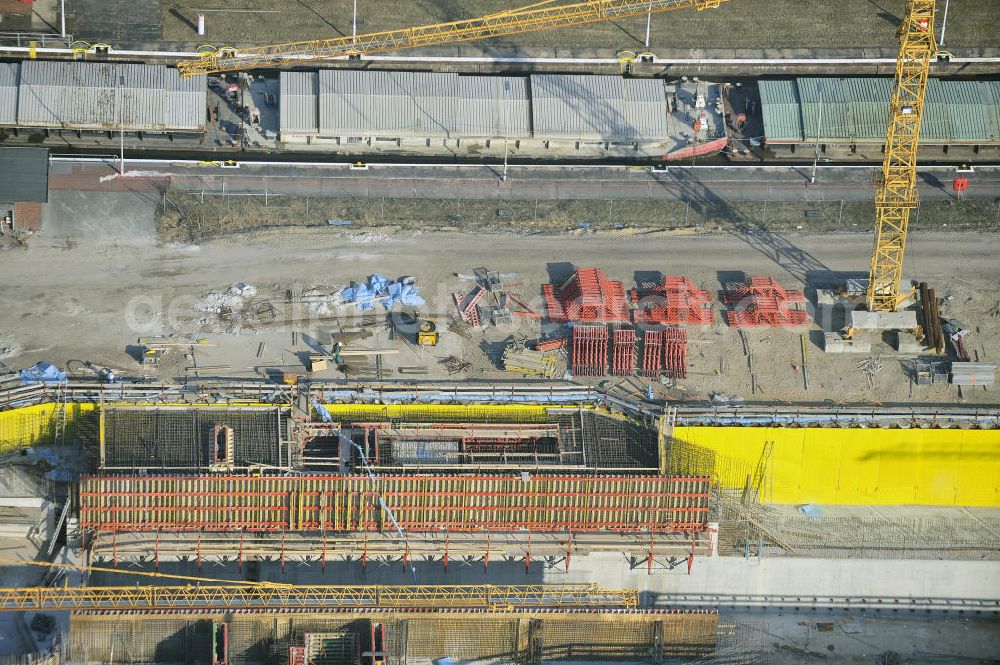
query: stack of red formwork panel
663 328 688 379
571 324 609 376
723 275 809 328
452 286 486 327
641 329 665 377
544 268 629 323
631 276 714 325
609 326 637 376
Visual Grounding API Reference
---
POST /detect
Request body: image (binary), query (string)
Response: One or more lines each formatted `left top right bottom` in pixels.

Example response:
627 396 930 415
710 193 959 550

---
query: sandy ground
0 227 996 404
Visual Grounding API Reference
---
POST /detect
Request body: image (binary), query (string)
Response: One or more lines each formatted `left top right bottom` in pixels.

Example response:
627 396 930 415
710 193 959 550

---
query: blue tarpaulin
19 362 66 385
311 400 333 423
341 274 425 311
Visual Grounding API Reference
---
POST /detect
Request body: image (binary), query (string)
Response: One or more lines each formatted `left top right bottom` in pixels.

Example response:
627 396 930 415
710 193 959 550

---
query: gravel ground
157 190 1000 243
159 0 999 50
0 227 996 405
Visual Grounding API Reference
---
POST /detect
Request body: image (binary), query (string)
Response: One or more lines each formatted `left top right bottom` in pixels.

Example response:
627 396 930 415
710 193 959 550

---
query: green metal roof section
760 78 1000 144
757 79 802 142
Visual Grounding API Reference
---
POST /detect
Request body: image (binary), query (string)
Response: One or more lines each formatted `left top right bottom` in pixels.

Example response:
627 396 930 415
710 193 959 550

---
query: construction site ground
60 0 1000 52
1 225 997 405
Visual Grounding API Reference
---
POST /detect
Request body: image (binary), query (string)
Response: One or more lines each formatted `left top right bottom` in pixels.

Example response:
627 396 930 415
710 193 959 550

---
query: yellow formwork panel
0 403 100 451
320 403 551 423
0 402 268 448
674 426 1000 507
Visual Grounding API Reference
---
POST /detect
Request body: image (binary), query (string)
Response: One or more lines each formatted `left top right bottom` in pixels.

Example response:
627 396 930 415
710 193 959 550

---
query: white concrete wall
542 553 1000 603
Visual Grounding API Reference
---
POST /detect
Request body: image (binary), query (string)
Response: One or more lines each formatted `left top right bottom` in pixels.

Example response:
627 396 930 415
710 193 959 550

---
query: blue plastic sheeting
311 400 333 423
799 504 823 519
341 274 425 311
19 362 66 385
675 415 894 426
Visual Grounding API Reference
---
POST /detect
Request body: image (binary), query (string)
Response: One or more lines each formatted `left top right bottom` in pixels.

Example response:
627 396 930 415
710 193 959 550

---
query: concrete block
893 330 922 353
823 332 871 354
848 310 918 331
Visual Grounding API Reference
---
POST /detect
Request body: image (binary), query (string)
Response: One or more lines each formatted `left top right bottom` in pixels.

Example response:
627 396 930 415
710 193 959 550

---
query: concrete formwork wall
70 613 718 664
676 426 1000 506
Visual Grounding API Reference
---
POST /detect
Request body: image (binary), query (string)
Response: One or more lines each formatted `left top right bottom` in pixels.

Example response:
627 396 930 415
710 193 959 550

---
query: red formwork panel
544 268 629 323
288 647 306 665
722 275 809 328
453 286 485 327
610 326 637 376
663 328 688 379
80 475 713 534
571 324 609 376
641 329 665 377
722 275 805 305
631 276 714 326
726 307 810 327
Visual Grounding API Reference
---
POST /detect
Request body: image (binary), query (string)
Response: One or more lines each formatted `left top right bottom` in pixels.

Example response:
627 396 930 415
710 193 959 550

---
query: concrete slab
822 332 871 354
893 330 922 353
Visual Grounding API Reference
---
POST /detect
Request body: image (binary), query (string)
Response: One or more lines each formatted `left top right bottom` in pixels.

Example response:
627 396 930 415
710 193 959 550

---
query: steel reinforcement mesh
578 411 658 469
100 407 281 470
69 615 211 663
540 613 717 661
80 474 711 533
405 618 518 661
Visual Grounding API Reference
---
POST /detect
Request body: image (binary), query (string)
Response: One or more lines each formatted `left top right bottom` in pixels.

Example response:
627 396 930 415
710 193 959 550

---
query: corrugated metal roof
530 75 668 141
0 147 48 203
16 61 205 132
843 78 892 141
0 63 18 126
758 80 803 142
315 70 530 139
279 72 319 133
761 77 1000 144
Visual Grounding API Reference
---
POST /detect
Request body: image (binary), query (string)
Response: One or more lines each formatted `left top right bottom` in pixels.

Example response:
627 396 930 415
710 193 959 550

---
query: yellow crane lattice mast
0 584 637 613
178 0 729 77
866 0 937 312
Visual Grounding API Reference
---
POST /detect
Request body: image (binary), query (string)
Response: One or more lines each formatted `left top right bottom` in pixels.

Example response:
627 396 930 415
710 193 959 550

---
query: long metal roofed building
0 63 16 127
279 70 728 159
758 77 1000 160
280 70 530 147
2 61 206 135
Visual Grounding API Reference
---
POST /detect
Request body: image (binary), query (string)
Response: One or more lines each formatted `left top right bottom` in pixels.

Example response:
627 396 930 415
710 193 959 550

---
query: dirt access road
0 227 996 404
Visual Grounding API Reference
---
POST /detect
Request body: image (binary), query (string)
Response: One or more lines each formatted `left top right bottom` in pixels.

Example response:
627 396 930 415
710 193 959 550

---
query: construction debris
452 266 538 329
502 344 558 378
441 356 471 375
857 355 884 390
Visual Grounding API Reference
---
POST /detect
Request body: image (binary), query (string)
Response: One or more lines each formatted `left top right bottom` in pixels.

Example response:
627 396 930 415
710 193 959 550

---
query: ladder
53 384 68 444
743 440 774 505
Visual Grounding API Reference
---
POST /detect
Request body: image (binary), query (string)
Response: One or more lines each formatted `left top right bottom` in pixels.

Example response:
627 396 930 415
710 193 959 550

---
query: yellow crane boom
0 584 637 612
866 0 937 312
177 0 729 77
